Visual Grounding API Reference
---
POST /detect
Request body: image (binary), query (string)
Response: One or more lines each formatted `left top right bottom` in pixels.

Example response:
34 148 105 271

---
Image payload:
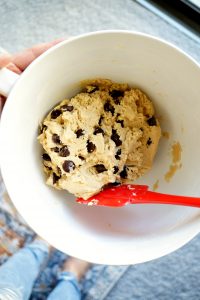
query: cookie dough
38 79 161 199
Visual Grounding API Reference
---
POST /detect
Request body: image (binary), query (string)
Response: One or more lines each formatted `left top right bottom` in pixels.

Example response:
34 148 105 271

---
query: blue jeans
0 240 81 300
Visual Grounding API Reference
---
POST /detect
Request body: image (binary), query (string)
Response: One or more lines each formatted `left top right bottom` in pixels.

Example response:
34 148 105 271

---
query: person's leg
0 238 50 300
47 257 90 300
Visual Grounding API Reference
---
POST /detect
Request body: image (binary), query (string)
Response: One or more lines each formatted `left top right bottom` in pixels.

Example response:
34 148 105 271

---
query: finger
0 53 12 68
12 38 65 71
6 62 22 74
31 38 65 57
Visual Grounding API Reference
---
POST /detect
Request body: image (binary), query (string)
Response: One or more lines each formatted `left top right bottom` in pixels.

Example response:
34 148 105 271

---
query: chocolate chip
52 134 61 144
45 166 52 171
110 90 124 104
114 99 120 105
104 101 115 116
53 172 60 184
115 149 121 160
116 120 124 128
94 126 104 135
88 86 98 93
147 137 152 146
147 116 157 126
120 166 128 179
87 141 96 153
111 129 122 146
51 147 60 153
136 100 140 107
59 146 70 157
140 127 144 132
57 167 61 174
42 153 51 161
61 105 74 112
103 181 121 189
94 164 107 173
76 129 84 138
78 155 85 160
40 124 47 133
98 116 103 125
113 166 119 174
111 181 121 186
62 160 75 173
110 90 124 99
51 109 62 119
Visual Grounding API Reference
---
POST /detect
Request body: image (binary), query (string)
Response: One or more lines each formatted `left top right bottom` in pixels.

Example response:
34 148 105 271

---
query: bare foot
62 257 91 281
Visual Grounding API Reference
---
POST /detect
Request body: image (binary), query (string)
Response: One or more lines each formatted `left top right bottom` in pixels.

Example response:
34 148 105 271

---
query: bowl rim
0 30 200 265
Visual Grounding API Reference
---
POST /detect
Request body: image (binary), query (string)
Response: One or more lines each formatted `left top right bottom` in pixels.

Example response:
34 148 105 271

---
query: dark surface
145 0 200 34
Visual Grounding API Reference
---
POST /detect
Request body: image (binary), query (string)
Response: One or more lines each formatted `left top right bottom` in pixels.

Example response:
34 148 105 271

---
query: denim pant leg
47 272 81 300
0 240 49 300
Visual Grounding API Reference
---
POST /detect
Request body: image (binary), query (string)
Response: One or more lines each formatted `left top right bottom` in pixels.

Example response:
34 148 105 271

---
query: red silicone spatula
76 185 200 207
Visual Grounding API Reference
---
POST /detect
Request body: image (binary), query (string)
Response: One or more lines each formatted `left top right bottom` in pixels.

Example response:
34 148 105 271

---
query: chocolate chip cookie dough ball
38 79 161 199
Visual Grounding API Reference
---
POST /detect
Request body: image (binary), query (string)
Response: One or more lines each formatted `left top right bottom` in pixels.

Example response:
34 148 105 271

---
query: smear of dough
164 142 182 182
165 165 180 182
153 180 159 191
172 142 182 164
162 131 170 139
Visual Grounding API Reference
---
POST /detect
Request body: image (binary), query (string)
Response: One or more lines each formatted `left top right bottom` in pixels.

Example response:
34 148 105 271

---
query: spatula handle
134 191 200 208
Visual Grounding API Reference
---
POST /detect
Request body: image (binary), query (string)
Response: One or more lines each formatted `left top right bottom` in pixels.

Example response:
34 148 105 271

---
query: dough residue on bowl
38 79 161 199
164 141 182 182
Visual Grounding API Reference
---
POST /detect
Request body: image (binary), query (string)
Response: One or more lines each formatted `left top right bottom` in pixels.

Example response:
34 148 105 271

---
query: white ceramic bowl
0 31 200 265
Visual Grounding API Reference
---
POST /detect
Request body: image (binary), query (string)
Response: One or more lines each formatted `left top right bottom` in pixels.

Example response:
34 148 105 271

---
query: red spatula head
76 184 200 208
76 185 149 207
